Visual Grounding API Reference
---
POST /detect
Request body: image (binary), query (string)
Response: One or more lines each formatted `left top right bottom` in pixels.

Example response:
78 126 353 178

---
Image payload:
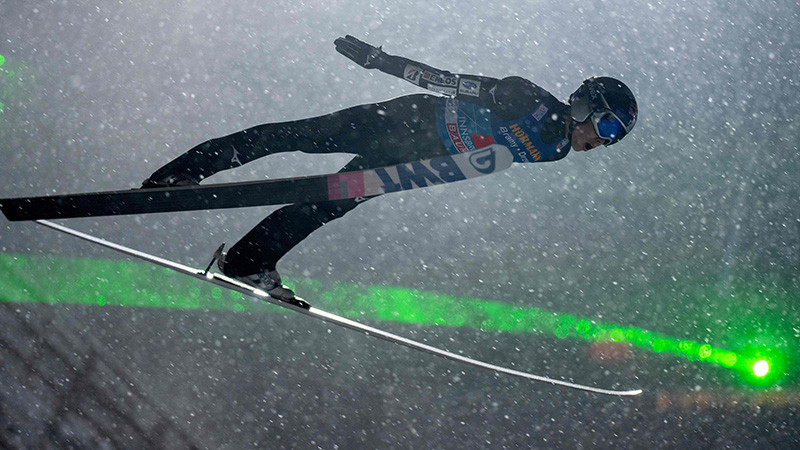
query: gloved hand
334 35 388 69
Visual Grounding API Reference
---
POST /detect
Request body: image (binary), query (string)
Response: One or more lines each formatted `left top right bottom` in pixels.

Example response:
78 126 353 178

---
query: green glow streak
314 283 752 372
0 253 789 384
0 253 251 312
0 54 4 66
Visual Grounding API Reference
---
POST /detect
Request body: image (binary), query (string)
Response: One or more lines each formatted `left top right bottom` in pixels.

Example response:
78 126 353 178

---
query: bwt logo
375 147 498 193
376 157 467 193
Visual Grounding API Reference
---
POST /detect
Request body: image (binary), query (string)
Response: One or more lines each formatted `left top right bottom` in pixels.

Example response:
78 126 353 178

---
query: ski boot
217 252 309 309
140 173 200 189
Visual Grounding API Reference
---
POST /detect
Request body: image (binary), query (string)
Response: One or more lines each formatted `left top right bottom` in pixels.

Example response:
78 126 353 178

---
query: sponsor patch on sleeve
458 79 481 97
404 65 422 85
422 71 458 87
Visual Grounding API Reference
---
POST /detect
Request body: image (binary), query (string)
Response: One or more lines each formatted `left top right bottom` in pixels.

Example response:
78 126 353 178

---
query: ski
1 145 513 221
34 219 643 396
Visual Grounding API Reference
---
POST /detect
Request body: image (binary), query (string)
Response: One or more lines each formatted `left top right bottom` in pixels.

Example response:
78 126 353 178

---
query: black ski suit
147 47 570 277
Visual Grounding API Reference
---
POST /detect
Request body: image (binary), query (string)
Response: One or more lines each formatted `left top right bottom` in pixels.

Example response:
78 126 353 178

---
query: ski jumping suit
147 54 573 277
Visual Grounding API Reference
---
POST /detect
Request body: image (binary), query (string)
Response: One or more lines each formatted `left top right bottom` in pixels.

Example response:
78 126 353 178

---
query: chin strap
566 114 578 144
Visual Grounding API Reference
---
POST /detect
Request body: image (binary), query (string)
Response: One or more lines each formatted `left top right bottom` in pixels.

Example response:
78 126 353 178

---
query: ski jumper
147 54 572 277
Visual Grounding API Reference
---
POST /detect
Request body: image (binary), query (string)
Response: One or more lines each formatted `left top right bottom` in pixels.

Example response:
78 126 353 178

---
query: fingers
335 35 371 51
334 39 356 54
334 36 353 48
335 43 361 61
334 35 386 70
334 35 370 65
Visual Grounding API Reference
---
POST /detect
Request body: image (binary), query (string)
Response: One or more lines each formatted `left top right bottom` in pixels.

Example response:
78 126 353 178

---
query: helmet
569 76 638 146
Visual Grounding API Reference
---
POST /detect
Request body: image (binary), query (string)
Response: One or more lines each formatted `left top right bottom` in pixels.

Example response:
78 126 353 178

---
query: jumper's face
571 120 605 152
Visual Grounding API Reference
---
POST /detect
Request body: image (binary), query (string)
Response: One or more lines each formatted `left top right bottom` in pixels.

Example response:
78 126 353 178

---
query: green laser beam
0 252 789 384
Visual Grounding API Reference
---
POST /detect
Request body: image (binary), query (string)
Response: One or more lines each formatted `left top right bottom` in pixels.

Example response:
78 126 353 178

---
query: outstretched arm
334 35 501 107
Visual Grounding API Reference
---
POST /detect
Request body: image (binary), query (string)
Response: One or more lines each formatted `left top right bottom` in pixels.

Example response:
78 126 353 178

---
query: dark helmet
569 76 638 146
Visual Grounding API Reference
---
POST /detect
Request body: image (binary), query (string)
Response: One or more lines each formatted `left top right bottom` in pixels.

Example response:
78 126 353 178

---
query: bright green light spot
0 54 5 66
753 360 770 377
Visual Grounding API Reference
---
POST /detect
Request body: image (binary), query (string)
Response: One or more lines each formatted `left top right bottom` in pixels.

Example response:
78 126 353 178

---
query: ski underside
35 220 642 396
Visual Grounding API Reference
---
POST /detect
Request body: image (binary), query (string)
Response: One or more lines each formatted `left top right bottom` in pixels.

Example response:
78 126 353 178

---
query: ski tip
582 387 643 397
622 389 644 396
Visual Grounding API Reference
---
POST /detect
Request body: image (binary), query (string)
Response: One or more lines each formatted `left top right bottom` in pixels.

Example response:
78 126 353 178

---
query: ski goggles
588 87 636 146
591 110 631 146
